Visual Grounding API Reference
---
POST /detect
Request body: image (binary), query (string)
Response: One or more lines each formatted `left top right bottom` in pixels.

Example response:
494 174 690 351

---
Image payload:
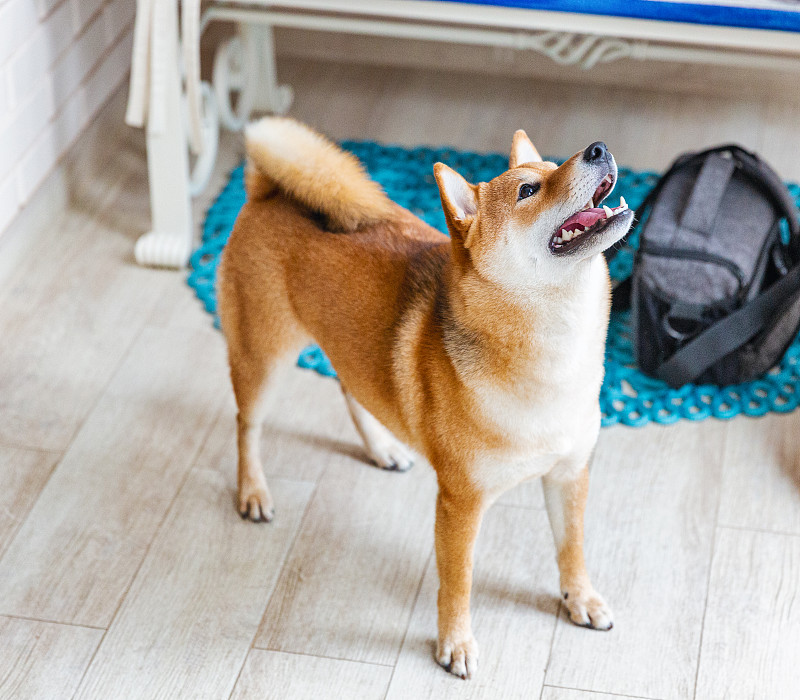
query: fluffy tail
244 117 393 231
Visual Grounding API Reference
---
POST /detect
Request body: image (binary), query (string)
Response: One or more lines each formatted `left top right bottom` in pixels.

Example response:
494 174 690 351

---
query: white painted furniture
125 0 800 268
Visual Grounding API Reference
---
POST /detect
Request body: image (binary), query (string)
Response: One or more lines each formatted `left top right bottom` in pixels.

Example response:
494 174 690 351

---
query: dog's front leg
434 486 485 679
542 465 613 630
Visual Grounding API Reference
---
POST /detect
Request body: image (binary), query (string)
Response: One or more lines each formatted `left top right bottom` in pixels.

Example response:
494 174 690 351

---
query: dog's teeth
603 205 613 218
555 236 563 244
620 195 627 209
589 197 595 208
562 230 572 241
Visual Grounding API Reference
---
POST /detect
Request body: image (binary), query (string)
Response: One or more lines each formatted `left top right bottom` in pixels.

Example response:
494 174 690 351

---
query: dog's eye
518 183 540 200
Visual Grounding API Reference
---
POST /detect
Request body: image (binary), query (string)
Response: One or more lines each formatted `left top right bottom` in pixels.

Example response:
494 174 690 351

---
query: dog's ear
433 163 477 244
509 129 542 168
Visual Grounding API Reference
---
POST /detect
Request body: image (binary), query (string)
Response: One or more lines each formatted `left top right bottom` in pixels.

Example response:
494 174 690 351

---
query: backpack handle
679 153 736 233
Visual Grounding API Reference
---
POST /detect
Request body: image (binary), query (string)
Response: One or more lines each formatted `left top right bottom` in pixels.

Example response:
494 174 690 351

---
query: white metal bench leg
134 2 193 269
250 24 294 116
213 23 294 132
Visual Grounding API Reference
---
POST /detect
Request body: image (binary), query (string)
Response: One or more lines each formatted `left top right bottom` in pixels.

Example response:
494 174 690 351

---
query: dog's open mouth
549 173 629 254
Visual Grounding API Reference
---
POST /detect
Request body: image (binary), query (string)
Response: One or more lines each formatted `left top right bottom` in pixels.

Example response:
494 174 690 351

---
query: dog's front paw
238 483 275 523
563 587 613 630
436 633 478 679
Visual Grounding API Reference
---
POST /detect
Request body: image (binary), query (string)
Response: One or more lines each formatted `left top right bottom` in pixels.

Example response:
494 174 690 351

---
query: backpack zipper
638 243 746 291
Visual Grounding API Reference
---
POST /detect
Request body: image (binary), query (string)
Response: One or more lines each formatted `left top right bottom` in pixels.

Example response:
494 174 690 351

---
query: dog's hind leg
342 389 415 471
229 351 279 522
222 282 308 522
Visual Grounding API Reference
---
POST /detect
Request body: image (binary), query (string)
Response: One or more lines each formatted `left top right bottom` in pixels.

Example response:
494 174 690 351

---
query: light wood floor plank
718 412 800 535
75 474 313 700
0 616 102 700
0 325 229 627
694 528 800 700
0 446 58 558
386 505 559 700
255 449 439 665
0 181 170 452
545 421 726 699
230 649 392 700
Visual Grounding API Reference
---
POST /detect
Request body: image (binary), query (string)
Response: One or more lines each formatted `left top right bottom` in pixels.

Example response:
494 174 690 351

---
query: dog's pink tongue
560 208 605 233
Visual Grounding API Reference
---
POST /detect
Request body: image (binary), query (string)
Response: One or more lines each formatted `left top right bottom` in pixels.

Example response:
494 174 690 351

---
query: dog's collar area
550 174 628 254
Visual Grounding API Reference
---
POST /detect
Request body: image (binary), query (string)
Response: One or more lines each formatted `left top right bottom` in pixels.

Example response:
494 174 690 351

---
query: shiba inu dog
218 118 634 679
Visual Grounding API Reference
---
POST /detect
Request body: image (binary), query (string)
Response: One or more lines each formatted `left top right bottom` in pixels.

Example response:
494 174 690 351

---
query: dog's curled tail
244 117 394 231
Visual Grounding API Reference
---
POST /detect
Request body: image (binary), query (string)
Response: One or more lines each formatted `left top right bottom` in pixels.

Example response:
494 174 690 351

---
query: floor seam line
0 292 151 570
540 594 562 700
230 398 361 698
543 683 664 700
68 392 230 698
228 476 323 700
717 522 800 539
0 612 106 631
0 442 63 454
382 548 434 700
691 424 728 700
245 647 394 669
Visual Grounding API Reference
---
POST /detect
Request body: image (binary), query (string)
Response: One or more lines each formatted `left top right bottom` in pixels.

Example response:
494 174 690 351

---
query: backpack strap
679 153 735 233
655 262 800 388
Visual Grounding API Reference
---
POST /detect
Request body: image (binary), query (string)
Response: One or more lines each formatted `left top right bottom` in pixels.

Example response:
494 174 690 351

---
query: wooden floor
1 58 800 700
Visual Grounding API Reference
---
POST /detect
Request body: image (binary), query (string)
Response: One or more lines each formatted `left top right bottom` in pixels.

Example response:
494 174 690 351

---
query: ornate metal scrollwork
514 31 639 69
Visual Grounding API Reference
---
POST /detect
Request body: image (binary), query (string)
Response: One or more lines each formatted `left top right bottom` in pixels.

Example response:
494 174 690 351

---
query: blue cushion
435 0 800 32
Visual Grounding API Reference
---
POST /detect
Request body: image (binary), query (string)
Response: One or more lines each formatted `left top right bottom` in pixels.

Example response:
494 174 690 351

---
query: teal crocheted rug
188 141 800 428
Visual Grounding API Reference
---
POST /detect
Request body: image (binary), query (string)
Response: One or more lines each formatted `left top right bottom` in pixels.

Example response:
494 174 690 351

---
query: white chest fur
466 257 608 495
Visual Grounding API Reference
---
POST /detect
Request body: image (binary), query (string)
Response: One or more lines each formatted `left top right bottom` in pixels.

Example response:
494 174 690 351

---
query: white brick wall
0 0 135 234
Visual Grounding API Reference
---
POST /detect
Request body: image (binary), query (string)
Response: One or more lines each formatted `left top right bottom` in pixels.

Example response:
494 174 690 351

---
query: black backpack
611 145 800 388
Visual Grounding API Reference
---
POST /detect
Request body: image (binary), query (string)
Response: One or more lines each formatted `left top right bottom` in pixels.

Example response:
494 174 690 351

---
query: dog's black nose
583 141 608 163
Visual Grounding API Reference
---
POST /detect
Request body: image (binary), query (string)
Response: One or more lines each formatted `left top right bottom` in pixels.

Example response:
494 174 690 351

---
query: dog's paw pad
437 635 478 679
564 589 613 630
